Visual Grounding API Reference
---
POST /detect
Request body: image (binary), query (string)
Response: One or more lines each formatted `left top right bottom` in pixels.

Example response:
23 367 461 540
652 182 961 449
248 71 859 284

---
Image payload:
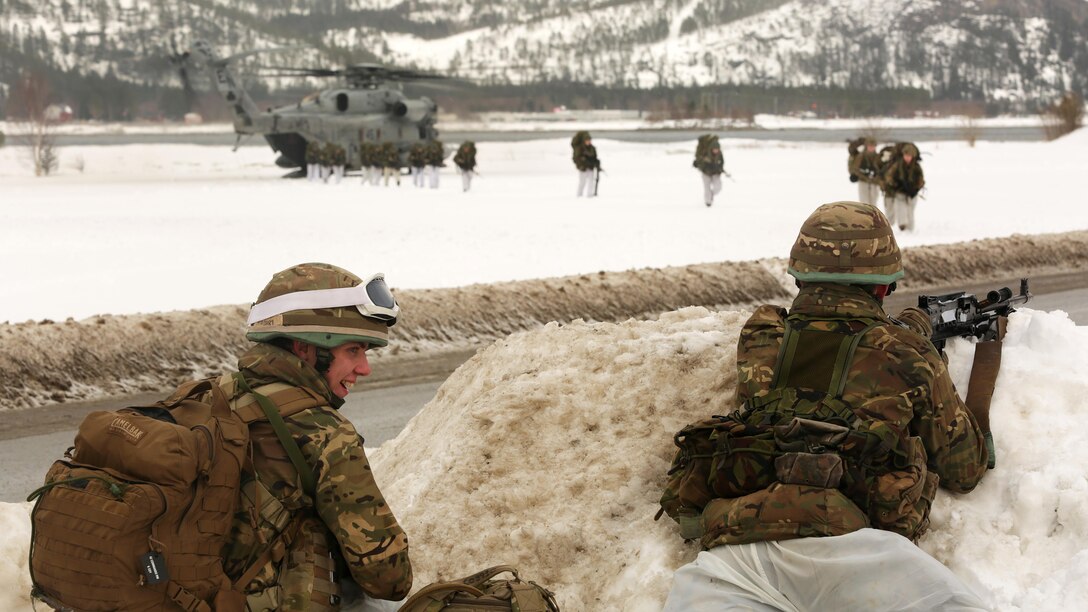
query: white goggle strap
246 282 397 325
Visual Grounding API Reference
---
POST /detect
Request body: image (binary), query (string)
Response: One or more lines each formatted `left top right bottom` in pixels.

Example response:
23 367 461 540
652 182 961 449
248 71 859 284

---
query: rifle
917 279 1032 352
594 166 603 196
917 279 1031 469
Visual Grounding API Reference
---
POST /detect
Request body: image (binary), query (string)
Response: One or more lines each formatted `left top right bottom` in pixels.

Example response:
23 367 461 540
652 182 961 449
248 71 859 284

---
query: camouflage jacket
883 158 925 197
573 144 599 171
379 143 401 168
701 284 988 547
222 343 412 609
693 150 724 176
305 142 322 165
453 143 476 170
424 140 445 166
849 150 882 183
408 144 427 168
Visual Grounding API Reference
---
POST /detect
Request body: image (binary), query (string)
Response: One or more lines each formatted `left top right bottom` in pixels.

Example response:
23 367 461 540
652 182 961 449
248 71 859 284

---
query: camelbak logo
108 417 146 444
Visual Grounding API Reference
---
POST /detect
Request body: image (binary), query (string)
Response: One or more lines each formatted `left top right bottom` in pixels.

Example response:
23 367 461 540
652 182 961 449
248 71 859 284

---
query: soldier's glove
896 306 933 338
964 316 1007 470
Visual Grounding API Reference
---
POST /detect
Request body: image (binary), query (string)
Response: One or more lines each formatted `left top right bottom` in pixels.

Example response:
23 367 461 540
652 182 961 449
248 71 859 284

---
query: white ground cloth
662 528 989 611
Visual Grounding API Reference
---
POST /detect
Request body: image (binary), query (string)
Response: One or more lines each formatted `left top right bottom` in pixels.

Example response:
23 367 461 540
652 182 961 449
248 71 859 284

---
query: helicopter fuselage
192 40 441 174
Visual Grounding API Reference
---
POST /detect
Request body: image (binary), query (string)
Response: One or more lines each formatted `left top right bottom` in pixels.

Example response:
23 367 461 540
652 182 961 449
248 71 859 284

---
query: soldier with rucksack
424 139 444 189
661 201 993 610
408 143 427 188
453 141 478 192
28 263 413 612
693 134 727 207
306 140 322 182
571 130 601 197
883 142 925 232
360 142 377 185
380 142 401 186
848 137 882 206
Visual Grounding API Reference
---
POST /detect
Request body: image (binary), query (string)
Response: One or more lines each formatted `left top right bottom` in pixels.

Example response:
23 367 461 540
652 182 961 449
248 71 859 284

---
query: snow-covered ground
1 125 1084 323
0 123 1086 610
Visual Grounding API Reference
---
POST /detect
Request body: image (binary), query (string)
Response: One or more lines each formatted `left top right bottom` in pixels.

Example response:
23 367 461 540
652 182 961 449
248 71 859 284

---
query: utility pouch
775 452 844 488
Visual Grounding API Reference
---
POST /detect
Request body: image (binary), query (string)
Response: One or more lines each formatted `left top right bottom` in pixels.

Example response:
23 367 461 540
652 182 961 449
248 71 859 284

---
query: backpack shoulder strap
770 315 881 398
398 581 488 612
232 372 318 496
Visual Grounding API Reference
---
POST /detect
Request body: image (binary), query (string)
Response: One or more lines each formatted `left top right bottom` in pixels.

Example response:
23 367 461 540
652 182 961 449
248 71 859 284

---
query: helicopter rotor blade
222 45 309 64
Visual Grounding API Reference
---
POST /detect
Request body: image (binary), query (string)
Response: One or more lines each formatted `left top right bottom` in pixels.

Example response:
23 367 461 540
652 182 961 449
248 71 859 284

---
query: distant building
43 104 73 122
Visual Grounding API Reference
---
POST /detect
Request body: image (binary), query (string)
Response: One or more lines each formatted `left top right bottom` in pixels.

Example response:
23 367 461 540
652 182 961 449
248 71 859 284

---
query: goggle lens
365 277 396 309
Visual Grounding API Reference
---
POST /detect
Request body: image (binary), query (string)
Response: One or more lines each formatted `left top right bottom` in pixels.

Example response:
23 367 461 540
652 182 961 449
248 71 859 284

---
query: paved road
2 278 1084 503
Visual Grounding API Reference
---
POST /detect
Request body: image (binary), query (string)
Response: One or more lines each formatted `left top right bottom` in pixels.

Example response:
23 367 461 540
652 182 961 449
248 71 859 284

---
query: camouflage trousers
460 169 473 192
857 180 880 207
663 529 988 611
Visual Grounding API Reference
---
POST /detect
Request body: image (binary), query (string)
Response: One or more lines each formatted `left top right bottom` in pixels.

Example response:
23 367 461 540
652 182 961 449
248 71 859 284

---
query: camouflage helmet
787 201 904 285
246 263 399 349
901 143 919 157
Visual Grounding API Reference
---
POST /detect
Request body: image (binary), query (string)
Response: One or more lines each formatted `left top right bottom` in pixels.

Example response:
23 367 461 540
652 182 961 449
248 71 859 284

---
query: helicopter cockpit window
336 93 349 112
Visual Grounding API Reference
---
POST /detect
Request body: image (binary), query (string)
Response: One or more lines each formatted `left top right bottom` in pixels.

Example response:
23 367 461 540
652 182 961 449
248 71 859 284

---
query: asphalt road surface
2 275 1084 503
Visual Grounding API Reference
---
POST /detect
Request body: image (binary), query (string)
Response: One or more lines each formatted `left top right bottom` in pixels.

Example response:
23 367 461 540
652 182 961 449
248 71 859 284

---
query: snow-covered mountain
1 0 1085 112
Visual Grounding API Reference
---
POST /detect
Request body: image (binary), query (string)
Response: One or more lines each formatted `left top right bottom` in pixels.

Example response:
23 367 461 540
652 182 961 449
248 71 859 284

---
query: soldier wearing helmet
848 137 882 206
882 142 926 231
664 202 990 610
225 263 412 611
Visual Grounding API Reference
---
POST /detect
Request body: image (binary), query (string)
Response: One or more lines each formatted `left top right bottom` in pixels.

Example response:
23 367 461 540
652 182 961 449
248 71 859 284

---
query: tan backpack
26 373 322 612
399 566 559 612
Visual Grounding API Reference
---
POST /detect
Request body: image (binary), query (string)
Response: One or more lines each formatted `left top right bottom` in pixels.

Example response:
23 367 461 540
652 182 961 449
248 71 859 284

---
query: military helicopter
189 40 446 174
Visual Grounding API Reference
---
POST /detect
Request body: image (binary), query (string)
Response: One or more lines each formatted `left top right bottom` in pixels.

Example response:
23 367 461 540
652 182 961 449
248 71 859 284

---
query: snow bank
1 308 1085 610
369 307 1087 611
3 231 1086 412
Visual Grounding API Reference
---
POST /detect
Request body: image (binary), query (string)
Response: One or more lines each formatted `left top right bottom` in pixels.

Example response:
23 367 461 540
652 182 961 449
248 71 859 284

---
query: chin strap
314 347 333 373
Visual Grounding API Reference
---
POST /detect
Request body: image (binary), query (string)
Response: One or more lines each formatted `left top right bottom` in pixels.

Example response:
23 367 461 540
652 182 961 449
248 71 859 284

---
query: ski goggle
247 273 400 326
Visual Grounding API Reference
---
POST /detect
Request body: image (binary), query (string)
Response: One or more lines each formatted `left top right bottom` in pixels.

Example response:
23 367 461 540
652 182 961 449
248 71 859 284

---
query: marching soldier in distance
883 143 926 232
848 137 883 206
425 139 444 189
305 140 321 182
359 142 375 186
694 134 726 207
453 141 478 192
330 143 346 184
379 142 401 187
408 143 427 188
571 131 601 197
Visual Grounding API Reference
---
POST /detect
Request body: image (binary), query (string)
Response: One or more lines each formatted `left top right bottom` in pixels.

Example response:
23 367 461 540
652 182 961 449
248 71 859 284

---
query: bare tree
1042 92 1084 141
10 71 60 176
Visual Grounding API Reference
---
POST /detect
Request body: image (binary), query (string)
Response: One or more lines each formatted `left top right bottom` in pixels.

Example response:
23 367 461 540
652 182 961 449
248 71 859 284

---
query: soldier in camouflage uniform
328 143 346 184
408 143 427 188
883 143 925 231
693 135 726 207
849 137 882 206
306 140 322 182
379 142 401 187
453 141 477 192
223 263 412 611
663 202 991 611
572 132 600 197
359 142 376 186
424 139 444 189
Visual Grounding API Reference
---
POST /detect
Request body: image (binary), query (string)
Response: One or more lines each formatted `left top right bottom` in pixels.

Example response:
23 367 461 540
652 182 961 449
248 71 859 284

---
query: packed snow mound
3 231 1086 412
1 308 1085 610
368 307 1088 611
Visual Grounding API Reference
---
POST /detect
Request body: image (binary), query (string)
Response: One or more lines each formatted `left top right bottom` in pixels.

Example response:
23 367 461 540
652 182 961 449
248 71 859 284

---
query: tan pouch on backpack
399 565 559 612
